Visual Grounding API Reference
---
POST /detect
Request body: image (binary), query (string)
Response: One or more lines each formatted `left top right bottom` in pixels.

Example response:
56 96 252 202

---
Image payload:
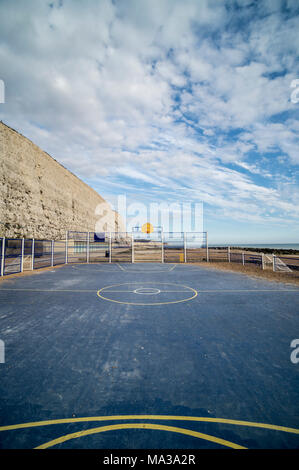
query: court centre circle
97 282 198 305
134 287 161 295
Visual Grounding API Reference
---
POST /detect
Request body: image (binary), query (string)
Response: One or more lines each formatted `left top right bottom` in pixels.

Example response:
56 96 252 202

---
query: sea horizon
209 243 299 250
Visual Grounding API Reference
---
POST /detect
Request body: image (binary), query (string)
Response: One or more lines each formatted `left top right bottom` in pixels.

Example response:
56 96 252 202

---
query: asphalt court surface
0 262 299 449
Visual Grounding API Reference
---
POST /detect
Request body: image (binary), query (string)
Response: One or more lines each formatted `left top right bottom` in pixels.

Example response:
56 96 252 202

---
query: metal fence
273 255 299 273
1 238 23 275
33 240 52 269
0 234 298 278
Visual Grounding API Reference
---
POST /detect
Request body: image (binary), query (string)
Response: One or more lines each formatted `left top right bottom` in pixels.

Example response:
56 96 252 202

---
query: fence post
31 238 35 270
21 238 24 273
131 232 134 263
1 237 5 276
87 232 90 263
206 232 209 262
184 232 187 263
242 252 245 266
109 232 112 263
51 240 54 267
161 229 164 263
228 246 231 262
261 253 264 270
273 254 275 272
65 231 68 264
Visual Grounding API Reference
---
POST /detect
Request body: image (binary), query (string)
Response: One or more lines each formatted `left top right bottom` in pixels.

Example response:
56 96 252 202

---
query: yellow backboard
141 223 154 234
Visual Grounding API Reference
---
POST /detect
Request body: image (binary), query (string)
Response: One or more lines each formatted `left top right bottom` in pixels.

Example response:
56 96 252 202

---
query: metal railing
273 255 299 273
0 234 298 278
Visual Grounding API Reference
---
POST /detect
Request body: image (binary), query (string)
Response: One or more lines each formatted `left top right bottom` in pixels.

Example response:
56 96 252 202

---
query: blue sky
0 0 298 243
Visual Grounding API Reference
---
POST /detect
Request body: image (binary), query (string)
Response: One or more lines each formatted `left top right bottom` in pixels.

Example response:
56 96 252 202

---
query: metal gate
3 238 22 275
133 230 163 263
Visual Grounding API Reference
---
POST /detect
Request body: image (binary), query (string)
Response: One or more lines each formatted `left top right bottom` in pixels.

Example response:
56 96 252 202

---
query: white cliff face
0 122 125 240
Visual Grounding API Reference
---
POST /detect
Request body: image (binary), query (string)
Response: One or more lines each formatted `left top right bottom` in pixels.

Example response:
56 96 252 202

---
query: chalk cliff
0 121 124 239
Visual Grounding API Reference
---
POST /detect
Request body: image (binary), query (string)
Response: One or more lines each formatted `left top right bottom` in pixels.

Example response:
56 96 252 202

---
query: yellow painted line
96 282 198 305
194 289 299 293
34 423 246 449
0 288 95 292
108 287 190 294
0 288 297 293
1 415 298 435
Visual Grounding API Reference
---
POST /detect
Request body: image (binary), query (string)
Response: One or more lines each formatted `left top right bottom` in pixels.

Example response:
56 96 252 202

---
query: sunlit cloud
0 0 298 241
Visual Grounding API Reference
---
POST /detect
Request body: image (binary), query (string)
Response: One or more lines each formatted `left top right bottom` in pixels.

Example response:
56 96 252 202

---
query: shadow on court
0 263 298 449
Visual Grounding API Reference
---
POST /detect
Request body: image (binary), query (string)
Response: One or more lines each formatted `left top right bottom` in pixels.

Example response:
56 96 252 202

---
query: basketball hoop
141 223 154 234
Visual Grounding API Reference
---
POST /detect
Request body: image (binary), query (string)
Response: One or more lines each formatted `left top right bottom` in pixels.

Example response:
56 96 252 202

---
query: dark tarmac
0 263 298 449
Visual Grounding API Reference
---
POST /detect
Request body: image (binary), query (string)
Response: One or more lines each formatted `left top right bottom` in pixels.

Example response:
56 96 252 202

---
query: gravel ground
192 261 299 286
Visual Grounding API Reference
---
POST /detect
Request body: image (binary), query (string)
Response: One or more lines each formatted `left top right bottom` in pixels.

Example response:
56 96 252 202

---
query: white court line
116 263 126 271
119 268 173 271
119 271 175 274
71 265 119 270
68 262 182 273
0 288 298 293
168 264 177 271
116 264 174 273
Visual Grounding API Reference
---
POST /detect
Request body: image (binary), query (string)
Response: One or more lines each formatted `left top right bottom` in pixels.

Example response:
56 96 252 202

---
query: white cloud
0 0 298 233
